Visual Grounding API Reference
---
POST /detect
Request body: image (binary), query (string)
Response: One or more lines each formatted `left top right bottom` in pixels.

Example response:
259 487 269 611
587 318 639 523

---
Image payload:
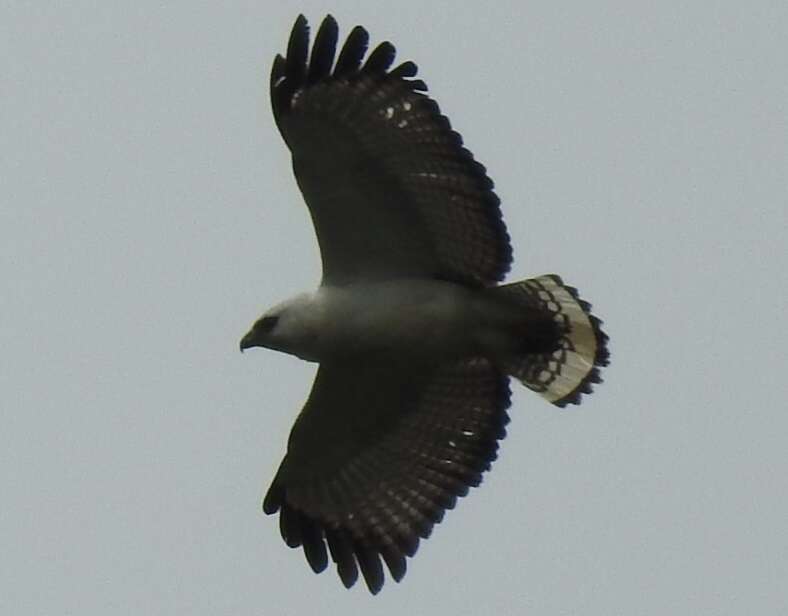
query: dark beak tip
239 335 251 353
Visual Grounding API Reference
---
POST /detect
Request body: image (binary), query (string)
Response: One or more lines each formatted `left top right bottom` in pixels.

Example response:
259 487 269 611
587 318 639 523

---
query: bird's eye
257 315 279 333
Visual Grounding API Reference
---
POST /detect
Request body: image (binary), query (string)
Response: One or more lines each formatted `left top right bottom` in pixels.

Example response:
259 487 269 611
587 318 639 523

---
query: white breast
311 280 481 360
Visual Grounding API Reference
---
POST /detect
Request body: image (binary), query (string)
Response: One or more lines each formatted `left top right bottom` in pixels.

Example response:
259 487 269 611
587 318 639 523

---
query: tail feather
495 275 609 407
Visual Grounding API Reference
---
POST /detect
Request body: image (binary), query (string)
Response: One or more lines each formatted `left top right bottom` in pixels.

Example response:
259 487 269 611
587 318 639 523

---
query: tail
492 275 610 407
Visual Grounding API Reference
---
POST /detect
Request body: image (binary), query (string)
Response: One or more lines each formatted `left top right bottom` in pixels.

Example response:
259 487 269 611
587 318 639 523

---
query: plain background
3 2 787 614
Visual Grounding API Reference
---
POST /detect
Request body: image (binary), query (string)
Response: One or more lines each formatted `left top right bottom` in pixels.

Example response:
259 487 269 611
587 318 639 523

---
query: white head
239 293 322 361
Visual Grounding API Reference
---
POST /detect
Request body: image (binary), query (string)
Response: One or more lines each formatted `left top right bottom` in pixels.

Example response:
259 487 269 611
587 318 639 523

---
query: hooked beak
239 330 255 353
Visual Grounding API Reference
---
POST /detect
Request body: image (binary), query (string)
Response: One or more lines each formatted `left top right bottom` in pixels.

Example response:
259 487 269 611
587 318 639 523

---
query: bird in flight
240 14 609 594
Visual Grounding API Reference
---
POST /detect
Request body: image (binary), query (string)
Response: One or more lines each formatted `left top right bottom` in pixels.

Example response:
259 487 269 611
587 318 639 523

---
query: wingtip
363 41 397 73
308 14 339 84
285 14 310 81
262 478 284 514
334 24 370 76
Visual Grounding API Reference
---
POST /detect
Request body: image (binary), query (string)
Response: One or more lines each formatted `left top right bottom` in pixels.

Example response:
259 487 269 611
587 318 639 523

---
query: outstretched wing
271 15 512 287
262 358 511 593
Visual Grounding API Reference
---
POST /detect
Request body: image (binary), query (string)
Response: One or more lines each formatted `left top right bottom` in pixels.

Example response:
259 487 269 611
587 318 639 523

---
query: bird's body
240 14 610 593
246 279 521 363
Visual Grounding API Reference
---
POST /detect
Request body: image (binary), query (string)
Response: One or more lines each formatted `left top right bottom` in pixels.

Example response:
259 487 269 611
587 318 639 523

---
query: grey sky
2 2 787 614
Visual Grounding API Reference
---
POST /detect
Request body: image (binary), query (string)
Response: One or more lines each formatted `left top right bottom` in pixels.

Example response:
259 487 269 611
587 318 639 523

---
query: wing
262 357 511 593
270 15 512 287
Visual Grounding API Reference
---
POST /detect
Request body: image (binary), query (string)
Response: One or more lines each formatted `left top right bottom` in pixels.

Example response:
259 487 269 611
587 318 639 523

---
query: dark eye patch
257 315 279 333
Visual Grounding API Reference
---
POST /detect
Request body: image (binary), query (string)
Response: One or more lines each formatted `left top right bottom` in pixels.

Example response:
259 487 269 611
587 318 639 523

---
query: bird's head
240 293 320 361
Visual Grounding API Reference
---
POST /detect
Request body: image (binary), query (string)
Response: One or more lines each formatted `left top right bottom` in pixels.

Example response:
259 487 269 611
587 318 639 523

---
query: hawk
240 15 609 593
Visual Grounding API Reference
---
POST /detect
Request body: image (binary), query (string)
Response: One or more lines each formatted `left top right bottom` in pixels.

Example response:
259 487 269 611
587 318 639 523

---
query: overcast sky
3 2 787 614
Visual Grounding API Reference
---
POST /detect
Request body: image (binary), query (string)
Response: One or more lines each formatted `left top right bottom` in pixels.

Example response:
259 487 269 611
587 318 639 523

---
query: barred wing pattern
271 15 512 286
263 358 511 593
